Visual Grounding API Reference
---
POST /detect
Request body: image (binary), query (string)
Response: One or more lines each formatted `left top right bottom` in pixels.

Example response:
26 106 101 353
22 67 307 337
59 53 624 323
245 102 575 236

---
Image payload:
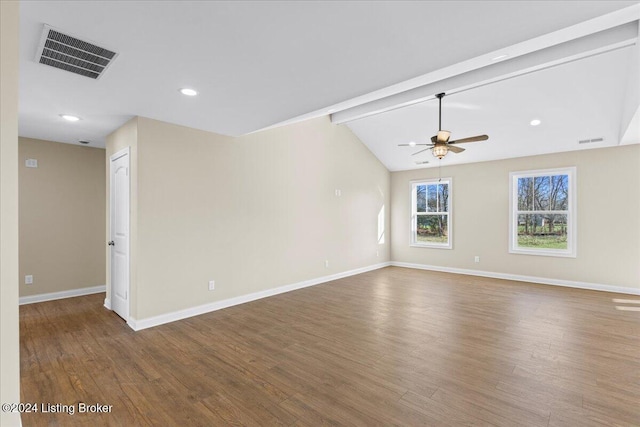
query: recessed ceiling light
179 88 198 96
408 141 416 147
60 114 81 122
530 119 541 126
492 54 509 61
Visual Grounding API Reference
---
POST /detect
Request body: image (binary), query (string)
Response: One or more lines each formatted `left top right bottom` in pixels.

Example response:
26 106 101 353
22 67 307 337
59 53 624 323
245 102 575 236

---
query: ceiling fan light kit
398 92 489 160
432 145 449 159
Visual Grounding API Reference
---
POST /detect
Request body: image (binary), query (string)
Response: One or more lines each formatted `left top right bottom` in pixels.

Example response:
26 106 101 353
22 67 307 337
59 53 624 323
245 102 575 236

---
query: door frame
108 146 130 322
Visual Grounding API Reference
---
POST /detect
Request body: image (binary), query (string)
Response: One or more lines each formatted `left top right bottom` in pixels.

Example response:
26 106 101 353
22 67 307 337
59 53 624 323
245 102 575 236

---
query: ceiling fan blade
448 134 489 144
447 145 465 153
437 130 451 143
412 147 432 156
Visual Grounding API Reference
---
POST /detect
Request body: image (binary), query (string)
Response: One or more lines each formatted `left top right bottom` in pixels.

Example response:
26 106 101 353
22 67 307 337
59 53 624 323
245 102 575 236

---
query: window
411 178 451 249
509 167 576 257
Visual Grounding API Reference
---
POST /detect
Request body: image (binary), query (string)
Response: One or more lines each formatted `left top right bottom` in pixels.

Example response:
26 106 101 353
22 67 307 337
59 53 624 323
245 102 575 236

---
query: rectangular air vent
578 137 604 144
35 25 118 79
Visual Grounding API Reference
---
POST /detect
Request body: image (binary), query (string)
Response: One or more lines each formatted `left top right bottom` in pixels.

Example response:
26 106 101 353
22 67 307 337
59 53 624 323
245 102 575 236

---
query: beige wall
1 1 21 426
391 144 640 290
19 138 106 297
107 115 390 320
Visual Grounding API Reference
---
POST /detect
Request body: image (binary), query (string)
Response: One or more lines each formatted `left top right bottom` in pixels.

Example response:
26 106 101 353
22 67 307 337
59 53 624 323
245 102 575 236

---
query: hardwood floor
20 267 640 426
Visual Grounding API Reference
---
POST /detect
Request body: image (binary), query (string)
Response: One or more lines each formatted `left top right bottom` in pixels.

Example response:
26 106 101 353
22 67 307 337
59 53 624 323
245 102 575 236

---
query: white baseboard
104 297 111 309
19 285 106 305
128 262 392 331
391 262 640 295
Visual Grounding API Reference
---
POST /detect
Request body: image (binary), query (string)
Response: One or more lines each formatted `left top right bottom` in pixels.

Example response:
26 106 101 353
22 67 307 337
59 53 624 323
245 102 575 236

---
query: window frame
509 167 577 258
410 178 453 249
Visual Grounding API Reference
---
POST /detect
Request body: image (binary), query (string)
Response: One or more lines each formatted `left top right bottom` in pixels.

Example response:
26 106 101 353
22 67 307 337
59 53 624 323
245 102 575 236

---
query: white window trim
509 167 577 258
410 178 453 249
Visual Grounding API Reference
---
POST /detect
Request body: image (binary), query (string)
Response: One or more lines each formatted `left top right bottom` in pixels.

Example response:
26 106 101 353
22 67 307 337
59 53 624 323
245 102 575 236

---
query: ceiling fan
398 92 488 159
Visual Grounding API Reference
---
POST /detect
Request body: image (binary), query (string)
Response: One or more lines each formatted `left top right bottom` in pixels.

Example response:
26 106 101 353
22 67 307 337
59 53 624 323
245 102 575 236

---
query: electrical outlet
208 280 215 291
325 260 329 268
334 189 342 197
474 256 480 263
25 275 33 285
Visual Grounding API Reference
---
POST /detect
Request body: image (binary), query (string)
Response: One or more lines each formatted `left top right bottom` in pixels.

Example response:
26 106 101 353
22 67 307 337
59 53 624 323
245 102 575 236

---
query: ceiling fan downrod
436 92 445 131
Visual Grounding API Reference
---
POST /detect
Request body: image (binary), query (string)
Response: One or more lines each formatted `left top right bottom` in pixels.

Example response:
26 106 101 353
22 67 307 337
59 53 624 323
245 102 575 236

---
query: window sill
410 243 452 250
509 248 576 258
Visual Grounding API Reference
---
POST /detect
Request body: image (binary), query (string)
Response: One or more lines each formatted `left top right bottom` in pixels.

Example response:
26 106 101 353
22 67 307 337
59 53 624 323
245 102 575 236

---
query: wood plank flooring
20 267 640 426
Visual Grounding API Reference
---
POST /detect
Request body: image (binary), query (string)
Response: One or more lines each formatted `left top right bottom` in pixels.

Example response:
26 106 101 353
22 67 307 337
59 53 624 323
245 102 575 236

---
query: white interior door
110 148 130 321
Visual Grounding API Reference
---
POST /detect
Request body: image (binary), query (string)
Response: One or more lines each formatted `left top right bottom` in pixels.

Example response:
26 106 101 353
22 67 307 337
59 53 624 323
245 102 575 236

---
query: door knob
108 241 115 246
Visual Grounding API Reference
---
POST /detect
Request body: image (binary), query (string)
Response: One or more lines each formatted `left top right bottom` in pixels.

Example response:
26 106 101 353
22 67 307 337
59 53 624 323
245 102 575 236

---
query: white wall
391 145 640 291
620 17 640 144
107 116 390 322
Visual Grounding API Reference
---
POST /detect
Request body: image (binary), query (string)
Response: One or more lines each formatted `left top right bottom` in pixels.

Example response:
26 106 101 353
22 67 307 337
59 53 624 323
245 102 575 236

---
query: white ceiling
347 46 633 171
18 1 640 170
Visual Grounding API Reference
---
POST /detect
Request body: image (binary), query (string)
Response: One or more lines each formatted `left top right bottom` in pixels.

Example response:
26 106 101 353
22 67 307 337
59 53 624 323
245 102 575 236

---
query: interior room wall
106 115 390 322
391 144 640 291
19 137 106 298
1 1 22 425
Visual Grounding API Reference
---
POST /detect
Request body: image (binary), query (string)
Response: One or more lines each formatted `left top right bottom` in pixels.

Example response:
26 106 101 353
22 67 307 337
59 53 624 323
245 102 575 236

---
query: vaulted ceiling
19 1 640 170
